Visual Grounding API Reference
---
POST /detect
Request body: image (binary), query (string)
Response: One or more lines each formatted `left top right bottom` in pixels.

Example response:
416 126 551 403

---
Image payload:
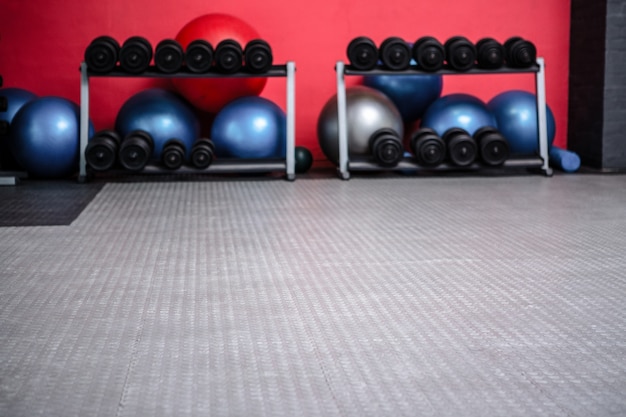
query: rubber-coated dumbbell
473 126 510 166
118 130 154 171
0 75 4 135
412 36 445 72
85 129 122 172
185 40 214 73
410 127 446 167
0 74 7 135
444 36 476 71
442 127 477 166
154 39 184 73
346 36 378 71
504 37 537 68
244 39 273 73
369 128 404 167
379 37 411 71
84 36 120 73
214 39 243 73
476 38 504 69
160 139 187 170
190 137 215 169
119 36 153 74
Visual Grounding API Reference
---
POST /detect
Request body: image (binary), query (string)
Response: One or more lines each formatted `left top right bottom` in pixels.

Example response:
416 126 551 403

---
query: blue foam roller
549 146 580 173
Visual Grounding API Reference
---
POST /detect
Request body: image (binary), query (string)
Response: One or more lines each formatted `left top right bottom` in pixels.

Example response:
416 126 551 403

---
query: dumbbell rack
78 61 296 182
334 58 553 180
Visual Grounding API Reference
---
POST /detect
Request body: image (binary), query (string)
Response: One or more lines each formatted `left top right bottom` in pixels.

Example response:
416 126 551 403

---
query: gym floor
1 169 626 417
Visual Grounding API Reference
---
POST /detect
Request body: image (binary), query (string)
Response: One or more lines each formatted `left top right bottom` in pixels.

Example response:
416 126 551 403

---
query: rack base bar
0 176 19 186
88 159 288 177
345 156 545 172
0 171 28 186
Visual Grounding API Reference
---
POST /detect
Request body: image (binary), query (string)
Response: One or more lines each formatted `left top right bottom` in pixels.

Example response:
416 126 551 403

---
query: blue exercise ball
487 90 556 154
115 88 200 161
421 93 497 137
362 74 443 122
0 87 38 125
211 96 286 158
0 87 38 169
8 96 90 178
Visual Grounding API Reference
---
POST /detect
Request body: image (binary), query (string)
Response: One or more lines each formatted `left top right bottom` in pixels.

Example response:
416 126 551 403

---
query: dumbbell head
444 36 476 71
346 36 378 71
412 36 445 72
379 37 411 71
85 36 120 73
442 127 477 166
185 39 214 73
190 137 215 169
473 126 510 166
0 96 7 112
154 39 184 74
410 127 446 167
476 38 504 69
161 139 186 170
118 130 154 171
369 128 404 167
504 37 537 68
244 39 273 73
214 39 243 73
119 36 153 74
85 129 121 171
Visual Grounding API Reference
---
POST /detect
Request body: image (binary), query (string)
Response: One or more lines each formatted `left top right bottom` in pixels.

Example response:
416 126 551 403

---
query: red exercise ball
172 14 268 113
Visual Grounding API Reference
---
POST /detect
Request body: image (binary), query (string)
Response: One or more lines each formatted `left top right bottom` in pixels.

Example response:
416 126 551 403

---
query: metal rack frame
334 58 553 180
79 62 297 182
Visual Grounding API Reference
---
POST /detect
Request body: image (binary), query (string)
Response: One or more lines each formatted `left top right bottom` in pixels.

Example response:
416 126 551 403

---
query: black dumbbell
444 36 476 71
161 139 186 170
504 36 537 68
154 39 184 74
473 126 510 166
118 130 154 171
214 39 243 73
185 40 214 73
119 36 153 74
85 129 122 171
190 137 215 169
412 36 445 72
476 38 504 69
346 36 378 71
410 127 446 167
442 127 477 166
0 73 6 133
84 36 120 73
379 37 411 71
369 128 404 167
244 39 273 73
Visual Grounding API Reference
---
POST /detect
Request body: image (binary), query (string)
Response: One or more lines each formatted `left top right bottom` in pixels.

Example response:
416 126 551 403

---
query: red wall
0 0 571 162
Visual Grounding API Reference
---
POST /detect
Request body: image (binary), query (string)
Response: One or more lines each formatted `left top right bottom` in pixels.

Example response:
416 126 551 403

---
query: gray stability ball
317 85 404 165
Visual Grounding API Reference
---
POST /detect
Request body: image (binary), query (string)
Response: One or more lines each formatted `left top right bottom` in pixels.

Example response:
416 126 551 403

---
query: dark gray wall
602 0 626 168
568 0 626 170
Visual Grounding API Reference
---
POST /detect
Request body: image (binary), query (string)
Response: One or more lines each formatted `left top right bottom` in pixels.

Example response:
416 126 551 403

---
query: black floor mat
0 178 104 226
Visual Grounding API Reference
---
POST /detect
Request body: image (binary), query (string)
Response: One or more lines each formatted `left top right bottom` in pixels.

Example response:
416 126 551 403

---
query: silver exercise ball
317 86 404 166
